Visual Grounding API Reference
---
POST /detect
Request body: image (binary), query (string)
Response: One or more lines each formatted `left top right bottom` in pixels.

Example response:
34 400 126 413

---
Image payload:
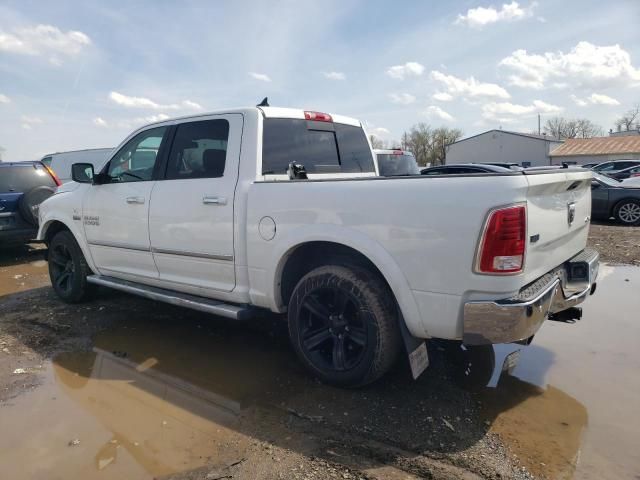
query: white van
40 148 113 184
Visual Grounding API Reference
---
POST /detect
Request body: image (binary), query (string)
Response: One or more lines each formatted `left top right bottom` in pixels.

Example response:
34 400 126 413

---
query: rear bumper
463 248 599 345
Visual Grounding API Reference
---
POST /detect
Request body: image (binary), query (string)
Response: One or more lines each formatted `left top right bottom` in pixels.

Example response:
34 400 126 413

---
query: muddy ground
0 221 637 480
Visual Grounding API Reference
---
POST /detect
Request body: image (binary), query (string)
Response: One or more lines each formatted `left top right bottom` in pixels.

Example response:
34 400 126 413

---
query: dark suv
0 161 60 245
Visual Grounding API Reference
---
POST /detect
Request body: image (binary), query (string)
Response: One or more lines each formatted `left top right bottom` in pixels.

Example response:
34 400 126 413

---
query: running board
86 275 254 320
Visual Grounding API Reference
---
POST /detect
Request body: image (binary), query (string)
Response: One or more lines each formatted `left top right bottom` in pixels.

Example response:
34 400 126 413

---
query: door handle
126 196 145 204
203 196 227 205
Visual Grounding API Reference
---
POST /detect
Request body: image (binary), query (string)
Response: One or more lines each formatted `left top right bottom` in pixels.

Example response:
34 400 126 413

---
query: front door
149 115 242 293
83 126 169 279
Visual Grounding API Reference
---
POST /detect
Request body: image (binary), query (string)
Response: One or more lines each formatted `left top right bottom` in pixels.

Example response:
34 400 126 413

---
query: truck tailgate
524 169 593 283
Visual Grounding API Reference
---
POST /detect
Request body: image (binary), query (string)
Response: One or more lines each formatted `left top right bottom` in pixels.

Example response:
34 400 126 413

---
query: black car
591 173 640 225
592 160 640 174
421 163 516 175
602 164 640 181
0 161 60 244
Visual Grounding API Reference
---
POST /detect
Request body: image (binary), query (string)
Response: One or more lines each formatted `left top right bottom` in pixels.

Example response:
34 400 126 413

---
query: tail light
476 204 526 274
44 164 62 186
304 111 332 122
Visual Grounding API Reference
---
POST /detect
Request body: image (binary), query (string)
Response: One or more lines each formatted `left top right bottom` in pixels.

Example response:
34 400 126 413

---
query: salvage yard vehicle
374 149 420 176
591 173 640 225
40 148 113 184
0 161 61 245
37 105 599 387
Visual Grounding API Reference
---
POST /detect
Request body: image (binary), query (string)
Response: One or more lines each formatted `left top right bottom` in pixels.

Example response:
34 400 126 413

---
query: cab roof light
304 111 333 122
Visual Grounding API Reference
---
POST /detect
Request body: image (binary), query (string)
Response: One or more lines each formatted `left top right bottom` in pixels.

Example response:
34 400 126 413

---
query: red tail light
44 164 62 186
304 111 333 122
476 204 526 274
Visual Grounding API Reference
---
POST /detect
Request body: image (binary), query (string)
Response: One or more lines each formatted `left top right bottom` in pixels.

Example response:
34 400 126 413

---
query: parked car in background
591 160 640 175
602 164 640 181
374 149 420 176
421 163 515 175
0 161 61 244
40 148 113 184
581 162 600 169
591 173 640 225
37 106 598 387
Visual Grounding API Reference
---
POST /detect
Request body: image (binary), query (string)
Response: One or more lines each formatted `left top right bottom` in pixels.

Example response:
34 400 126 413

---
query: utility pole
538 114 541 135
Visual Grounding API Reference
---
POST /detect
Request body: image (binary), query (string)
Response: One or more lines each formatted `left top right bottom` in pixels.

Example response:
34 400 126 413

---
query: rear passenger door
148 114 243 293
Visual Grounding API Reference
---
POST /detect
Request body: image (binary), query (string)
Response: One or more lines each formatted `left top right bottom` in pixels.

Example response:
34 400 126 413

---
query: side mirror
71 163 94 183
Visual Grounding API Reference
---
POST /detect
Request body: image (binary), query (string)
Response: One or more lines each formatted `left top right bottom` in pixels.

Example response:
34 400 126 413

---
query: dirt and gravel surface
588 221 640 265
0 221 637 480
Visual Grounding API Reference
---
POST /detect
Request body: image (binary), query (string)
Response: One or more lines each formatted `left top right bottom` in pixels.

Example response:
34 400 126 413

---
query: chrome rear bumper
463 248 599 345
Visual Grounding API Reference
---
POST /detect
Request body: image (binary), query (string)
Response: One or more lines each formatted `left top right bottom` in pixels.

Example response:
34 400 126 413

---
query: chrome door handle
203 196 227 205
126 196 145 204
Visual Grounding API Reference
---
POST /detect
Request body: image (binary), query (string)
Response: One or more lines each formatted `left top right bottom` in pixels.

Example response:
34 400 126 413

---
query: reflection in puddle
481 265 640 479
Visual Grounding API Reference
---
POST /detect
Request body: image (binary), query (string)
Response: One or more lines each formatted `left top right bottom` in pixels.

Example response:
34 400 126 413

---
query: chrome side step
86 275 254 320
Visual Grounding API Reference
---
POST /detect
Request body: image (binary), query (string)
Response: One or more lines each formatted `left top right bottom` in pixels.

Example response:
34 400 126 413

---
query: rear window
0 164 56 193
262 118 375 175
377 154 420 176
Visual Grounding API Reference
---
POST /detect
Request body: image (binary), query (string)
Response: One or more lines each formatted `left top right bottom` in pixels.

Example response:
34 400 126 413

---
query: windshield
376 153 420 176
594 173 622 187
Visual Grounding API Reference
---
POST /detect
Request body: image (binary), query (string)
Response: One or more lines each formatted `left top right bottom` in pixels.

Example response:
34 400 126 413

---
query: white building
445 130 563 167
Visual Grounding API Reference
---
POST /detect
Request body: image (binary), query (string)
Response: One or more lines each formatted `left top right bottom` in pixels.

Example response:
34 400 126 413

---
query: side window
107 127 167 183
166 120 230 179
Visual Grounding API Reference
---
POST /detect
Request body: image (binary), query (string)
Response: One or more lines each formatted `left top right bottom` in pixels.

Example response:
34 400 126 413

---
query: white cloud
500 41 640 89
20 115 43 124
482 99 562 121
432 92 454 102
369 127 391 138
431 70 510 100
21 123 32 130
425 105 455 122
323 71 345 80
0 24 90 64
93 117 108 127
389 93 416 105
455 1 537 28
386 62 425 80
571 93 620 106
249 72 271 82
109 92 202 110
0 94 11 104
588 93 620 106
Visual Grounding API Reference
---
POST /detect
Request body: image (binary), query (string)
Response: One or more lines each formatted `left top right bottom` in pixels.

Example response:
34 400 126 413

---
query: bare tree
369 135 386 150
544 117 603 139
401 123 463 166
615 104 640 131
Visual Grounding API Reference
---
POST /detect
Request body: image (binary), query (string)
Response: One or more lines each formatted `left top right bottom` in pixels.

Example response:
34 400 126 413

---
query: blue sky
1 0 639 161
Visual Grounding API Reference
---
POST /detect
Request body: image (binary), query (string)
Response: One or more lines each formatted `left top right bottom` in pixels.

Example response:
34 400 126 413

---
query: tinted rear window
262 118 375 175
0 164 57 192
377 154 420 176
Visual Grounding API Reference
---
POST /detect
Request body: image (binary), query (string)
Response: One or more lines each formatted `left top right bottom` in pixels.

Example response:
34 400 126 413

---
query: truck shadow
1 286 587 478
0 242 46 268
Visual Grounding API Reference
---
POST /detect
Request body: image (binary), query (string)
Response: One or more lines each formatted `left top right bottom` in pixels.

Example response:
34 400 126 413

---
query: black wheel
614 199 640 225
18 186 56 226
48 230 93 303
288 265 400 387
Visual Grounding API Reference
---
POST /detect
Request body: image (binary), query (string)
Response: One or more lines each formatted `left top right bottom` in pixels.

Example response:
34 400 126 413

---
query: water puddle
0 244 48 296
481 265 640 479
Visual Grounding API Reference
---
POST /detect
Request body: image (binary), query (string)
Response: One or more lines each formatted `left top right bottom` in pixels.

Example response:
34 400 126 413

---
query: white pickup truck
37 105 599 387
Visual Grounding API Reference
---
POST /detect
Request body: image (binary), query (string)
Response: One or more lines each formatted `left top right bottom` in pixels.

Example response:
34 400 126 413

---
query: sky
0 0 639 161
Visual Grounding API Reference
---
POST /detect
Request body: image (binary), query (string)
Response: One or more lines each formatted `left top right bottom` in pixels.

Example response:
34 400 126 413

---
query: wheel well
279 241 391 308
44 221 71 245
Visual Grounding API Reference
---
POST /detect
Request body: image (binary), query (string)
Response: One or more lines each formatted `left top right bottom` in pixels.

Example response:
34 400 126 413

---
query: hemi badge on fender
530 234 540 243
73 215 81 221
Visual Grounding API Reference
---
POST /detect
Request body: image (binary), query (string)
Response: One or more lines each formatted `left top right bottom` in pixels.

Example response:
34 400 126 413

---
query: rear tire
18 186 56 226
614 199 640 225
288 265 400 387
48 230 94 303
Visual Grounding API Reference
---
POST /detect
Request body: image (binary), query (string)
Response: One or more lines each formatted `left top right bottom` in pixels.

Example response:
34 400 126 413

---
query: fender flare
39 216 97 273
264 224 427 338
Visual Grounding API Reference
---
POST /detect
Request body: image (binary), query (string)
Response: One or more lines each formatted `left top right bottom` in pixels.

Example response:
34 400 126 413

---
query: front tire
614 199 640 225
48 230 93 303
288 265 400 387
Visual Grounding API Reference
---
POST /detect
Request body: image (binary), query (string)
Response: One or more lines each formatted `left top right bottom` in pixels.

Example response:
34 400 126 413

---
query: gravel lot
0 221 637 480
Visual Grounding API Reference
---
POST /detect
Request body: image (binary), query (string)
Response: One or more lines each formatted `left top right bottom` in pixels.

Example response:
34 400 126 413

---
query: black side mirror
71 163 94 183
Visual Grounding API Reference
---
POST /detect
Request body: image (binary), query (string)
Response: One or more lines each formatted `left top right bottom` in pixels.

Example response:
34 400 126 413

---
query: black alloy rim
298 286 369 372
49 243 75 294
